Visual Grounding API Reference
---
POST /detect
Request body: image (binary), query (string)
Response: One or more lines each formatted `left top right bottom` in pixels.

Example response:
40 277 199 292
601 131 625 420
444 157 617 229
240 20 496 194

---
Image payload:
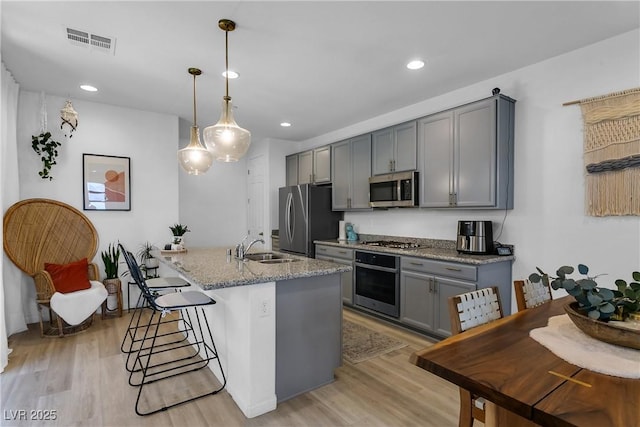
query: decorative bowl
564 302 640 350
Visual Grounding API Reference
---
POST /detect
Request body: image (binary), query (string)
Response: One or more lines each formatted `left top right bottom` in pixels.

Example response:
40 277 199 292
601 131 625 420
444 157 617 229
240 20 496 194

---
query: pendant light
203 19 251 162
178 67 213 175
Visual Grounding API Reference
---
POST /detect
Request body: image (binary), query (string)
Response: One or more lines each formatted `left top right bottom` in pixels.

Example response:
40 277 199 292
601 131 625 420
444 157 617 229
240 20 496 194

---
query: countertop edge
314 240 515 265
152 248 352 291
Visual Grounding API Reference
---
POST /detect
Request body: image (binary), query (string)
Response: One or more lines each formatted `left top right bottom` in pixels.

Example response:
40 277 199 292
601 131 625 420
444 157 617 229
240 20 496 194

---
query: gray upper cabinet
332 134 372 210
297 150 314 184
287 145 332 186
286 154 299 186
372 121 417 175
418 94 515 209
313 146 331 184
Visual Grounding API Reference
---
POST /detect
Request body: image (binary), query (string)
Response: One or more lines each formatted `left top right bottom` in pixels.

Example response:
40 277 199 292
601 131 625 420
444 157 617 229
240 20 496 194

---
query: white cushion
146 276 190 288
50 280 108 325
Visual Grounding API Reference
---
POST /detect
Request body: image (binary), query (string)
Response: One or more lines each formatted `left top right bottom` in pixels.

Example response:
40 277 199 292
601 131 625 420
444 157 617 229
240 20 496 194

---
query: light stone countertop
315 239 515 265
151 247 351 291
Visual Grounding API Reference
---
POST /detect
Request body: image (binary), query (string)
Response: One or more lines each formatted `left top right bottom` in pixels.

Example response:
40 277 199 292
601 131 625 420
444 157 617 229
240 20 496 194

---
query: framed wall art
83 154 131 211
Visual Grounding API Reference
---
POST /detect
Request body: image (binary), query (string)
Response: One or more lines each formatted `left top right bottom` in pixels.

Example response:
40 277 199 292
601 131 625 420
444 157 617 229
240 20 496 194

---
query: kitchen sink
259 258 300 264
244 252 283 261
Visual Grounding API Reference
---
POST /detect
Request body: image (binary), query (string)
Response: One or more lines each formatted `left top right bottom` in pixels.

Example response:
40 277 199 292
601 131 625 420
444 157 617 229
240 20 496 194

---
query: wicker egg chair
3 198 106 337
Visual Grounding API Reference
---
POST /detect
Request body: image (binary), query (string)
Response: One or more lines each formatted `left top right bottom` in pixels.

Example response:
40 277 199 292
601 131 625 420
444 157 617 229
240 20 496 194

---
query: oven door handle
354 262 398 274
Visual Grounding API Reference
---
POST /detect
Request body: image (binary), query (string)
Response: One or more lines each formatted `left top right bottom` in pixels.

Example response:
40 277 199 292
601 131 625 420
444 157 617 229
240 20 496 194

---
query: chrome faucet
235 235 265 259
234 234 249 259
240 238 265 259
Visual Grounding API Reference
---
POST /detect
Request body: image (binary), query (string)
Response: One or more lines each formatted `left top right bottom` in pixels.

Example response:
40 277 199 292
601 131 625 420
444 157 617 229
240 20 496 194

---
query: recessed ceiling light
80 84 98 92
222 71 239 79
406 60 425 70
280 122 291 127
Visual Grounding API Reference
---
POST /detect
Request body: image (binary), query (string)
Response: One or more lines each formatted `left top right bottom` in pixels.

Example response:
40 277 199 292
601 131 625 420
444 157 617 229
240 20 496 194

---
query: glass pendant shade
203 97 251 162
178 126 213 175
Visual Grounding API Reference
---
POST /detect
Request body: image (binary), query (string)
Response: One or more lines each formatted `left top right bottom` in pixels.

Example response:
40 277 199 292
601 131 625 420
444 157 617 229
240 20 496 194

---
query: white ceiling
2 1 639 142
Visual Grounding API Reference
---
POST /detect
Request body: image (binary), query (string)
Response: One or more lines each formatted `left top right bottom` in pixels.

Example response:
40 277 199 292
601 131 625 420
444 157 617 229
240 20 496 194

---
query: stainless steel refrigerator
279 184 343 258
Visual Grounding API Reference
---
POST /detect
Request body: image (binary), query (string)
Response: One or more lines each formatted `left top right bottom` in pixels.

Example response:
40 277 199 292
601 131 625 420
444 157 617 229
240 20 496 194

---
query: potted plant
529 264 640 349
101 242 122 316
529 264 640 321
169 223 190 249
137 241 159 269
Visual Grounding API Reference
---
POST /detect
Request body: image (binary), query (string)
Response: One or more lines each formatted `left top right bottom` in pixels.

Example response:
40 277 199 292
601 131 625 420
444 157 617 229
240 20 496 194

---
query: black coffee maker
456 221 493 254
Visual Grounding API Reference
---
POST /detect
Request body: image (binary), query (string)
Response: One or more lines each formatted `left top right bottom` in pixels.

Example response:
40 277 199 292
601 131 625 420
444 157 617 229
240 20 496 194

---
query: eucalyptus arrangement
529 264 640 321
31 131 62 180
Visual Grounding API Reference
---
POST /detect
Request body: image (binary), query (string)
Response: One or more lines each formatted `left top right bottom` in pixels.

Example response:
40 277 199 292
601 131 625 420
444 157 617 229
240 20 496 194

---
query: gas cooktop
361 240 422 249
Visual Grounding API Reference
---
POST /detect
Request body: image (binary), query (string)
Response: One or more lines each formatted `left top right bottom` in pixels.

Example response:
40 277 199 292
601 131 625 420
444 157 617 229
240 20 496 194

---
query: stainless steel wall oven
354 250 400 318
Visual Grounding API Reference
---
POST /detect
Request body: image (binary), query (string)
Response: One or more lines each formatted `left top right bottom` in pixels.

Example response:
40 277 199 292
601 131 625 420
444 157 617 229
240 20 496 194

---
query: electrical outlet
259 299 270 317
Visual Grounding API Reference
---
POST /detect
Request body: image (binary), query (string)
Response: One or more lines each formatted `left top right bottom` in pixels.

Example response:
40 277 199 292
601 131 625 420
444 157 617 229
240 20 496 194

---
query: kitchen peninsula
152 247 351 418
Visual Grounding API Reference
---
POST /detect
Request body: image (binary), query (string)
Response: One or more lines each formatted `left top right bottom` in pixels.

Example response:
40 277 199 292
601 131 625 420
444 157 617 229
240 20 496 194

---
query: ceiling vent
66 27 116 55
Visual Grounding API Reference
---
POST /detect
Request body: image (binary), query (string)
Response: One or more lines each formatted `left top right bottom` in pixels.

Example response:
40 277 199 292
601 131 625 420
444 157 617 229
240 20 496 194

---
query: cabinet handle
389 160 393 172
338 250 348 255
445 267 462 272
392 160 396 171
410 262 424 266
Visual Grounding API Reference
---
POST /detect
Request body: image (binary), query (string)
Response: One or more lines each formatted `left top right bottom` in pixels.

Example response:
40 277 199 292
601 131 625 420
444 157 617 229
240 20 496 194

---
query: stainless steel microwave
369 171 419 208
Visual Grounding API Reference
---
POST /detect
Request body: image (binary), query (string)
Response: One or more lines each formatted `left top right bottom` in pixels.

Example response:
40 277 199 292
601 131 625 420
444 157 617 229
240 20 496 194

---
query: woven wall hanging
564 87 640 216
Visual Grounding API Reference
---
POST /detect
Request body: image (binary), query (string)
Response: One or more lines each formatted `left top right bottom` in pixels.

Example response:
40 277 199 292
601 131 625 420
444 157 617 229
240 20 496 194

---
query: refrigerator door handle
285 192 294 243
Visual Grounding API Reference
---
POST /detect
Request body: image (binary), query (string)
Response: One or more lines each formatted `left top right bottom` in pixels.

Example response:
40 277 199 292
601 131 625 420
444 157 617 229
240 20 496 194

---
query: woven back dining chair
513 278 552 311
3 198 107 337
448 286 504 427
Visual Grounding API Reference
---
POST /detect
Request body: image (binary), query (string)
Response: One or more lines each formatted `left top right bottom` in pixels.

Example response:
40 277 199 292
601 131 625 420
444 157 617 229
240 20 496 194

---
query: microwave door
370 181 397 207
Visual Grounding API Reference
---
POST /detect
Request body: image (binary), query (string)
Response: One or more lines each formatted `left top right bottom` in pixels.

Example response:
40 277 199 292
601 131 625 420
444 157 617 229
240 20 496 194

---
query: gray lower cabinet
276 274 342 402
372 121 417 175
315 244 354 305
400 256 512 337
418 94 515 209
331 134 372 210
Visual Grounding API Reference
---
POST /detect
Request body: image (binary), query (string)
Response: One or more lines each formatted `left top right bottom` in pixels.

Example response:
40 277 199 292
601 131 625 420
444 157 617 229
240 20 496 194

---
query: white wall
16 91 180 319
297 29 640 295
178 118 249 248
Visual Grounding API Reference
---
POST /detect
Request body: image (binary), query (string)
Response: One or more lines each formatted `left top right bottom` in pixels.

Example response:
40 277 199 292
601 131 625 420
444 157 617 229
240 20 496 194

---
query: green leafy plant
101 243 120 279
169 223 190 236
31 131 62 180
136 241 157 263
614 271 640 317
530 264 640 321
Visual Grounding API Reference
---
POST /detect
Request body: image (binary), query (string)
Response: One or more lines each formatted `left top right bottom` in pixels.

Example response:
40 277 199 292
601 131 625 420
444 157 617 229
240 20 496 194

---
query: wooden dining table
410 296 640 427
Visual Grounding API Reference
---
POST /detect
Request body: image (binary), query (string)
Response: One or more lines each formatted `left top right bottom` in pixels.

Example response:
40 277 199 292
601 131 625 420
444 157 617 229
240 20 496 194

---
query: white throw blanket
50 281 108 325
530 314 640 379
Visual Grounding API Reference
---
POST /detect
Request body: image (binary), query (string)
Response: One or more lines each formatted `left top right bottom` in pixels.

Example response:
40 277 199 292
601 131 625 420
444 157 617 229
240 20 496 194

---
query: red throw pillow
44 258 92 294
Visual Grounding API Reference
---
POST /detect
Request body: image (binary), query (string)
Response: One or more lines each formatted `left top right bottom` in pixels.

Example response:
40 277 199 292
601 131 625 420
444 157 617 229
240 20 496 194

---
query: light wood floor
2 308 463 427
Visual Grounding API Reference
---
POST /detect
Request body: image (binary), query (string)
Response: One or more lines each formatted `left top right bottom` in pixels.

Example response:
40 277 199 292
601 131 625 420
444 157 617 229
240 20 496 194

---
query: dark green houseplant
31 131 62 180
101 243 120 279
169 223 190 237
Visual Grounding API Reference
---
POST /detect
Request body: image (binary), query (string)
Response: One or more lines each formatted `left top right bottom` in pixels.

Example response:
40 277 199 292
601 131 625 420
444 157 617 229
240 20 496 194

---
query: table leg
485 401 540 427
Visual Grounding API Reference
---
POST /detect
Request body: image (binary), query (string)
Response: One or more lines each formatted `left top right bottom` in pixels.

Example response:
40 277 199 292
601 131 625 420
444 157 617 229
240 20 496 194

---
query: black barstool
120 247 226 416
